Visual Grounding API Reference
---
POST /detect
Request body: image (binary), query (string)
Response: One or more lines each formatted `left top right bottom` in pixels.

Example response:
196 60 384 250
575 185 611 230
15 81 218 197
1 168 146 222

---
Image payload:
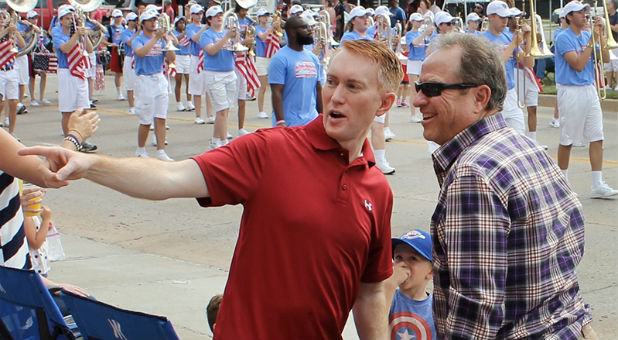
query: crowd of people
1 0 617 339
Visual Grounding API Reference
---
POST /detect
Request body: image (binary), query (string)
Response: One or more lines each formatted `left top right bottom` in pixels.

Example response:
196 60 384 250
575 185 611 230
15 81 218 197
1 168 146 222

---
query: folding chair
60 290 179 340
0 266 75 340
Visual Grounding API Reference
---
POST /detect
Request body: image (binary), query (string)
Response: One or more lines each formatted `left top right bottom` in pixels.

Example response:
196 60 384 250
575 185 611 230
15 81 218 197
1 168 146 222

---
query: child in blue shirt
386 229 437 340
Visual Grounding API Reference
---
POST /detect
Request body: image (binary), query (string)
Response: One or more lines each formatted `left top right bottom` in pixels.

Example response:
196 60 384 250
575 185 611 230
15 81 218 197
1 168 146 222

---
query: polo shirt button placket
342 184 347 191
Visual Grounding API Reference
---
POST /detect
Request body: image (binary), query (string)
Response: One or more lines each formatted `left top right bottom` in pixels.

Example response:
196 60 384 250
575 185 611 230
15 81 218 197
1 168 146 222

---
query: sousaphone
4 0 38 56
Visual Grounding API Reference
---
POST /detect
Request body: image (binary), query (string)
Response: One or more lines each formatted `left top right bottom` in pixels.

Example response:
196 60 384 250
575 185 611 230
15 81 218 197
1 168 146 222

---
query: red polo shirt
191 117 393 339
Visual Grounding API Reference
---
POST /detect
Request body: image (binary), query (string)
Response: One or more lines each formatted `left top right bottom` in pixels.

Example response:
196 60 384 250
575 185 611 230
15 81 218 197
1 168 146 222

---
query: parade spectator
413 33 596 339
388 0 406 28
205 294 222 332
20 39 402 339
107 9 126 101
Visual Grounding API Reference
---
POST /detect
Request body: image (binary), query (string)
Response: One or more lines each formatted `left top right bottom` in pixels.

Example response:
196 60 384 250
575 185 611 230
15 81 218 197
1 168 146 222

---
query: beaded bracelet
63 135 81 151
275 120 286 126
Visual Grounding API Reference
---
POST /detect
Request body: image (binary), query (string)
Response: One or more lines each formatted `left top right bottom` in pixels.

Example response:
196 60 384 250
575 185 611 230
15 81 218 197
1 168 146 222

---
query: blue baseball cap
392 229 432 261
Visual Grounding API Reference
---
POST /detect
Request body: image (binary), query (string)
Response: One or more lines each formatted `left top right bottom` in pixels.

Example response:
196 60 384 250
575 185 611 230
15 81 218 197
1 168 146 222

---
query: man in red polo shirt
20 40 402 340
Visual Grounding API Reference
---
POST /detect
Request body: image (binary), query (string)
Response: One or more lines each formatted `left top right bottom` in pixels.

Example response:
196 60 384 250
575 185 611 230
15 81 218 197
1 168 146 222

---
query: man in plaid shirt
413 34 597 339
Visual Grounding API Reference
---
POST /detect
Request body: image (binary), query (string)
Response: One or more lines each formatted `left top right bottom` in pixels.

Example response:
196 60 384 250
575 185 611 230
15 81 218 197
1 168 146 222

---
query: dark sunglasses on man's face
414 81 479 97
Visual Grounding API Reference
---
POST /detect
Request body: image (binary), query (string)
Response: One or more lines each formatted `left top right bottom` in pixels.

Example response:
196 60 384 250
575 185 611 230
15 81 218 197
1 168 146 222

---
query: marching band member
14 9 29 115
172 16 192 112
465 12 482 34
234 2 257 136
405 12 432 122
0 9 25 138
200 5 238 149
341 6 372 41
188 4 210 124
51 5 97 152
107 9 126 101
85 11 106 107
550 9 569 129
132 9 175 161
121 12 139 115
555 1 616 198
23 11 50 107
254 8 276 119
480 1 532 135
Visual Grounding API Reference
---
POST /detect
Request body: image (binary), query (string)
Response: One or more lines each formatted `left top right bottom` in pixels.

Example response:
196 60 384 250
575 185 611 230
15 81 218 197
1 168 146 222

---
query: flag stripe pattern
0 39 17 70
235 53 261 97
67 43 88 80
264 31 280 58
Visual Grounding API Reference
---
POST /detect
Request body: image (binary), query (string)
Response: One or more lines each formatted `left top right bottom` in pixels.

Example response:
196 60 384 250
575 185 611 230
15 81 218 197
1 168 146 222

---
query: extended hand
18 146 94 186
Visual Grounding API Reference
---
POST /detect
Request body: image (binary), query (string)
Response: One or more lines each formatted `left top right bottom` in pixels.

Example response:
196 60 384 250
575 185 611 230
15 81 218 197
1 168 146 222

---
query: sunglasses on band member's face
414 81 480 97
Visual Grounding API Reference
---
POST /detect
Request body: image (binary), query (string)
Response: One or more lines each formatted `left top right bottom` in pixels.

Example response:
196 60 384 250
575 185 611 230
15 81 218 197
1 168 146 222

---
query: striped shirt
0 171 31 269
430 113 591 340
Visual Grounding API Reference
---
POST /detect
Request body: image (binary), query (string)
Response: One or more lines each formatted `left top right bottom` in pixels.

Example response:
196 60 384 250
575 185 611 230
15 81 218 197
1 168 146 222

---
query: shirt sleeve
268 53 286 85
52 29 68 50
132 36 144 49
439 174 509 340
555 32 577 56
190 131 270 207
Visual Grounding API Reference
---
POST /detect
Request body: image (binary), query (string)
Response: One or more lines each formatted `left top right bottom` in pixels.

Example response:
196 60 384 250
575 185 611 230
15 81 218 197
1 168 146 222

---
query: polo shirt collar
305 116 376 167
432 113 507 173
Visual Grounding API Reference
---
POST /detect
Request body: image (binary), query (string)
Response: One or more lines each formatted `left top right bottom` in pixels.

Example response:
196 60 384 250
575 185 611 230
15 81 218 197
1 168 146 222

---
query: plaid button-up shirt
431 113 591 340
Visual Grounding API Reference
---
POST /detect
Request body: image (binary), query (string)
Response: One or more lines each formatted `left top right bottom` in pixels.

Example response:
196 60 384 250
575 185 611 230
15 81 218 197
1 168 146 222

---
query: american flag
179 35 190 47
264 31 280 58
164 61 177 77
197 49 204 74
67 43 89 80
0 39 17 70
235 53 260 97
48 54 58 73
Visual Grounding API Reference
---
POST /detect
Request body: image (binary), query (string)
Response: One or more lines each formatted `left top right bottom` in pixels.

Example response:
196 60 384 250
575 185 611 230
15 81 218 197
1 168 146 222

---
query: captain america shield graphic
389 312 433 340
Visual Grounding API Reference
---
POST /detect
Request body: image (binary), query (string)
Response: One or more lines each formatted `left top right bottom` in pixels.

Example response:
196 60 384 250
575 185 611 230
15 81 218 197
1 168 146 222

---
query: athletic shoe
166 124 170 130
185 102 195 111
206 116 215 124
614 86 618 91
384 127 396 141
376 161 395 175
90 98 98 104
30 100 40 107
16 103 26 115
401 99 409 107
136 148 149 158
128 107 136 115
41 99 52 105
396 98 402 107
155 150 174 162
238 128 250 136
590 183 618 199
0 117 8 127
409 115 422 123
80 142 98 153
226 131 233 139
89 100 97 108
194 117 205 124
549 118 560 128
117 94 126 101
176 102 186 111
257 111 269 119
149 125 154 131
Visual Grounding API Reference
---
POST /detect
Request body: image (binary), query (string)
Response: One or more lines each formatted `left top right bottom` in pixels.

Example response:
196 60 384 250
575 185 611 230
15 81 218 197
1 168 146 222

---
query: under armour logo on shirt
364 200 373 211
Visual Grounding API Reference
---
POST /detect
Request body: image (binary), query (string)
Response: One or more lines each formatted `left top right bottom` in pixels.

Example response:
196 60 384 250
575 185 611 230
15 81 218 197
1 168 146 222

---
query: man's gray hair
431 34 507 112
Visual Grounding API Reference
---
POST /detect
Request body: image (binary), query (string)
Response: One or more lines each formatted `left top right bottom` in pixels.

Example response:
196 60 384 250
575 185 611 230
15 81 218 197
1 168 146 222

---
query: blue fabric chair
60 290 179 340
0 266 75 340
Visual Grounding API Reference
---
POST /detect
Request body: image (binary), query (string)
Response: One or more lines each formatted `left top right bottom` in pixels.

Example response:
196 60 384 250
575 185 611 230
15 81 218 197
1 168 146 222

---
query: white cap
112 9 123 17
26 10 38 19
562 1 590 17
145 4 162 12
410 12 423 21
257 7 270 16
509 7 523 17
349 6 370 20
300 11 316 26
434 11 454 25
174 16 186 25
139 9 159 22
486 1 510 17
558 8 566 18
58 5 75 19
289 4 304 15
466 12 481 22
366 7 374 15
374 6 392 17
206 5 223 18
190 4 204 14
126 12 138 21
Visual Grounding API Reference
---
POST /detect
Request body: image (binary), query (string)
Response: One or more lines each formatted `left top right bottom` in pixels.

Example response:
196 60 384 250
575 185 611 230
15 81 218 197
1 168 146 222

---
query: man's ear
376 92 396 117
473 84 491 115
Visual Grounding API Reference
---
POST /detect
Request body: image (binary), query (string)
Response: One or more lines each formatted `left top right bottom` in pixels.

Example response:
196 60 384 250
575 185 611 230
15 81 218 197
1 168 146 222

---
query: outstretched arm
18 147 209 200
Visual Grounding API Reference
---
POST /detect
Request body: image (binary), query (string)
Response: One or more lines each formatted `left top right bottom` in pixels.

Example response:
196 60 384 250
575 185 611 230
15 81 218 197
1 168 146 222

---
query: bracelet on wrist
68 129 84 141
63 135 81 151
67 133 82 145
275 119 286 126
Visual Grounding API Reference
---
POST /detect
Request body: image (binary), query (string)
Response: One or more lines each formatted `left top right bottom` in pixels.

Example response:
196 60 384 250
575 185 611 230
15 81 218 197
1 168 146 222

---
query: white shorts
135 73 169 125
500 88 525 135
604 49 618 72
188 55 204 95
123 56 136 91
256 56 270 77
175 54 190 74
85 53 96 79
57 68 89 113
204 70 237 113
557 84 604 146
15 55 29 86
406 60 423 76
515 68 539 107
0 69 19 100
235 68 250 100
373 114 385 124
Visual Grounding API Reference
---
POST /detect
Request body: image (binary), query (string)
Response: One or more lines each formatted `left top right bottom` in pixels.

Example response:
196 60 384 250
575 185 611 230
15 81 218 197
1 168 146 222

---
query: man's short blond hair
333 40 403 93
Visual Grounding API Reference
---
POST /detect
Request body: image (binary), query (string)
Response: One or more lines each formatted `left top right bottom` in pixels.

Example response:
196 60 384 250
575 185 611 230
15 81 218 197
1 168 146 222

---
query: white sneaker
128 107 136 115
41 98 52 105
238 128 250 136
149 125 154 131
549 118 560 128
376 161 395 175
176 102 185 111
409 115 422 123
194 117 205 124
206 116 215 124
156 150 174 161
117 94 126 101
226 131 233 139
185 102 195 111
31 100 40 106
384 127 396 141
135 148 149 158
257 111 269 119
590 182 618 199
614 86 618 91
210 137 228 149
2 117 8 126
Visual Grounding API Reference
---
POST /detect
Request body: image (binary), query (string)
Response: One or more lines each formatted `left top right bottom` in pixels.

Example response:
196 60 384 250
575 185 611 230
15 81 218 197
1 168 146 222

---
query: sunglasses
414 81 479 97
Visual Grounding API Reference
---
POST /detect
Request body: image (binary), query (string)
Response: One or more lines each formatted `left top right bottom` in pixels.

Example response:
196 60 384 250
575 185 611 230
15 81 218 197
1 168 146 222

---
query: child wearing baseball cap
386 229 437 340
